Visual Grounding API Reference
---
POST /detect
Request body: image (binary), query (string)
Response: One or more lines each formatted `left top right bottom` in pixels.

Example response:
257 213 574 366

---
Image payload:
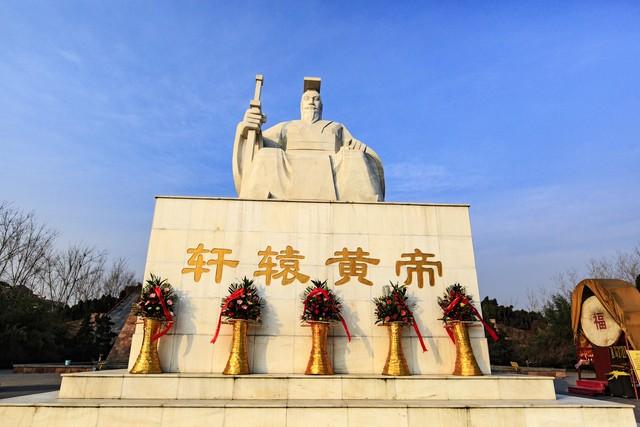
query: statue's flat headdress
303 77 321 93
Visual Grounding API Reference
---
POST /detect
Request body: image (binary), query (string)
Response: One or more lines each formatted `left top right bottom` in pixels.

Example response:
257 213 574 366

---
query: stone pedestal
58 371 558 400
1 196 636 426
129 196 489 374
0 371 635 427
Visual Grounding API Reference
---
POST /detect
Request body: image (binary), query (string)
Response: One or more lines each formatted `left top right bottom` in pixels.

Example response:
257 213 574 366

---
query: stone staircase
0 370 636 426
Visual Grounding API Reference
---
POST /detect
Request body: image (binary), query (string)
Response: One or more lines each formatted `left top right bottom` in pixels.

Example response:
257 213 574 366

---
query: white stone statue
232 76 385 201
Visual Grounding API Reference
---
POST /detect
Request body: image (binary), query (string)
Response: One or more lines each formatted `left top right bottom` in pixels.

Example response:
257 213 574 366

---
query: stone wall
128 197 490 374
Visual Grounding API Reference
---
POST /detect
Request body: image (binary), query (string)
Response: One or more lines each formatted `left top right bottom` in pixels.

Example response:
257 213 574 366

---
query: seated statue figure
232 77 385 202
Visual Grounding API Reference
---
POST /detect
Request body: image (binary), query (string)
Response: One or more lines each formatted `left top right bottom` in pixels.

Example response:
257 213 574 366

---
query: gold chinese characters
395 249 443 288
254 245 310 286
181 244 443 287
181 244 239 284
325 247 380 286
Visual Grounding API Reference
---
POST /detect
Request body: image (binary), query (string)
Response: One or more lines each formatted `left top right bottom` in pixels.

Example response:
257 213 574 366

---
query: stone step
0 393 635 427
58 370 556 401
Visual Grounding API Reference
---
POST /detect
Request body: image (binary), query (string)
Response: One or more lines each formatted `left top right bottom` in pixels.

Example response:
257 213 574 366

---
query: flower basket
446 320 482 376
438 283 497 376
373 283 426 375
130 274 178 374
211 277 263 375
301 280 349 375
305 320 333 375
380 321 409 376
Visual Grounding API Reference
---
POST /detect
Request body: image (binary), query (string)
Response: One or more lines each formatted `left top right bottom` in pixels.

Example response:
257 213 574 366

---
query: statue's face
300 90 322 122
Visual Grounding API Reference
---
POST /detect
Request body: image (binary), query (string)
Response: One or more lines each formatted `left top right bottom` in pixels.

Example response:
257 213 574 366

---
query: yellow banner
626 350 640 380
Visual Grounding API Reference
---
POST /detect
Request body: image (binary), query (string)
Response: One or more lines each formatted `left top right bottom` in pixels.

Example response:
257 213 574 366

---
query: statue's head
300 77 322 123
300 90 322 123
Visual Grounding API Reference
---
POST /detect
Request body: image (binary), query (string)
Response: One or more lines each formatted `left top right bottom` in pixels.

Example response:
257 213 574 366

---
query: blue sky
1 1 639 306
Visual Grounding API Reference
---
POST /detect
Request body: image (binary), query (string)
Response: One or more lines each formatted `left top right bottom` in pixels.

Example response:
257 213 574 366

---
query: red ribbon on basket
391 291 427 352
151 286 174 341
407 316 427 353
304 287 351 342
443 294 498 343
211 287 245 344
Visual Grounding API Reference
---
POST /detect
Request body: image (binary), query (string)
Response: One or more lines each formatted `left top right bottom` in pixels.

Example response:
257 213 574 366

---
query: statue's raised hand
238 106 266 137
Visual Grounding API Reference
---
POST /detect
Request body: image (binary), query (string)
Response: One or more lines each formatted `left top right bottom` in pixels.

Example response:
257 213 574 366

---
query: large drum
580 295 622 347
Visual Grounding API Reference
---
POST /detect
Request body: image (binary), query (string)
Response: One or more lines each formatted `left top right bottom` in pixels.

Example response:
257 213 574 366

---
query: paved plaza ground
554 371 640 423
0 369 62 400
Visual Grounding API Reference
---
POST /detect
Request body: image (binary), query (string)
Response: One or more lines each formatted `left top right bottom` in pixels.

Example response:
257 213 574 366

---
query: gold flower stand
448 320 483 376
304 321 334 375
223 319 252 375
381 322 410 376
130 317 163 374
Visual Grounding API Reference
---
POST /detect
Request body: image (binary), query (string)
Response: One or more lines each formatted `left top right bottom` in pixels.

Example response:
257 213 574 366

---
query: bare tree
41 244 106 305
1 201 138 305
101 257 137 297
586 244 640 283
525 270 577 312
551 269 578 299
546 244 640 302
38 252 60 301
0 201 21 277
0 202 57 290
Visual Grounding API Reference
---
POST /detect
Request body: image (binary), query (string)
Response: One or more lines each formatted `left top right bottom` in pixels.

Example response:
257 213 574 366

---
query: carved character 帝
395 249 443 288
232 76 385 201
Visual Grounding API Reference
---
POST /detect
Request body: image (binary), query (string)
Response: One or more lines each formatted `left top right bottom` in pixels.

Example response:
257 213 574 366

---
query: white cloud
58 49 83 65
473 182 640 306
385 160 488 199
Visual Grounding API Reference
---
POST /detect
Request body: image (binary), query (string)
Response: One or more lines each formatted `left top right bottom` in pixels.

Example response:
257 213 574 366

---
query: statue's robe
234 119 385 202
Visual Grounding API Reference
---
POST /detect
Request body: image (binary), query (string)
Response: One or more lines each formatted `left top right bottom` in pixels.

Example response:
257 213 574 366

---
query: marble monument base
132 196 491 375
0 371 635 426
